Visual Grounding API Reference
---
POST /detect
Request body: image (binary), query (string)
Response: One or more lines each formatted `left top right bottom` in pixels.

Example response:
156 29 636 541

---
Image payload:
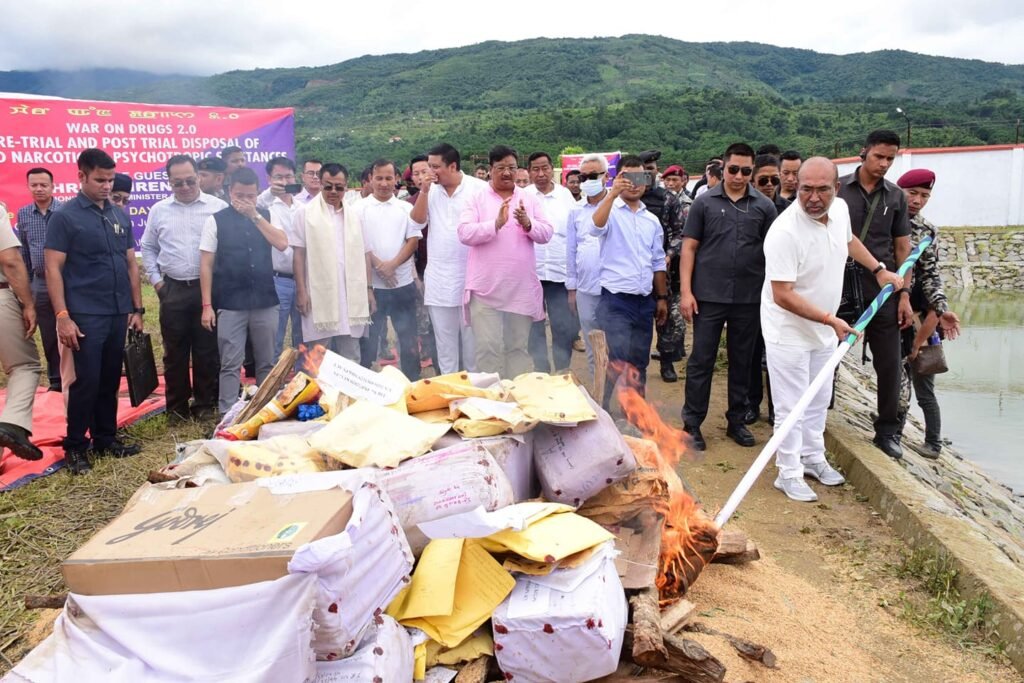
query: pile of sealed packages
9 350 669 683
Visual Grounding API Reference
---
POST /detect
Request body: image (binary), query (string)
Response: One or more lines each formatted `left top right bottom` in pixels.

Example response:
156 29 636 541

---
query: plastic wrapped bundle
379 442 514 554
491 555 628 683
532 394 636 507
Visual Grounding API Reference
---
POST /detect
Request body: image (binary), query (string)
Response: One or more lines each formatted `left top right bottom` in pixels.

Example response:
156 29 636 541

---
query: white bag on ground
379 442 514 554
310 614 413 682
491 555 627 683
258 420 327 441
288 481 414 661
532 394 636 507
7 573 318 683
434 433 537 503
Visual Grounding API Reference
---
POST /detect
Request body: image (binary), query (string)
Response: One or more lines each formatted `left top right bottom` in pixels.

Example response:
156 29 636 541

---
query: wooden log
231 348 298 426
25 594 66 610
589 329 608 403
711 529 760 565
685 623 777 669
454 655 490 683
624 630 726 683
629 587 666 663
660 599 697 634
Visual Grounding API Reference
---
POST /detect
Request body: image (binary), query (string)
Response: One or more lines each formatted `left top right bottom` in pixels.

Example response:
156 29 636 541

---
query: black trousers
529 280 579 373
746 332 774 416
159 278 219 418
368 283 421 381
597 289 655 409
863 282 902 437
682 301 760 427
65 313 127 452
31 277 61 387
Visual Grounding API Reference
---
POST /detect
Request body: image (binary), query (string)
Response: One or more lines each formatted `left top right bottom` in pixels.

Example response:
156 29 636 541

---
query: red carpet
0 379 166 491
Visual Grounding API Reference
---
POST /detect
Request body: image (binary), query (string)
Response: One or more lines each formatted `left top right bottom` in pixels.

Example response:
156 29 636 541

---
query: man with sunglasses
680 142 777 450
141 154 227 422
197 157 227 201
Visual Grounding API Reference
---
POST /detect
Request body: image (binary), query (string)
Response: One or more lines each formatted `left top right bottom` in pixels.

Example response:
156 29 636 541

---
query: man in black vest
198 168 289 414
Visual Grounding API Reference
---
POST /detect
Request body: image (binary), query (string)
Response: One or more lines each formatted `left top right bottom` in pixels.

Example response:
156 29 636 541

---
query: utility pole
896 107 911 148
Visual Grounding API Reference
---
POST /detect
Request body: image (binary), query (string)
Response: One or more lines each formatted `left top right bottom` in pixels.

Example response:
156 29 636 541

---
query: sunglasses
726 165 753 177
171 178 198 188
578 171 606 181
756 176 781 187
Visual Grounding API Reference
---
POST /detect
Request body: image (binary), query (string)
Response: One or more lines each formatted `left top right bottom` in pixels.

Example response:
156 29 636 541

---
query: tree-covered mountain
3 35 1023 172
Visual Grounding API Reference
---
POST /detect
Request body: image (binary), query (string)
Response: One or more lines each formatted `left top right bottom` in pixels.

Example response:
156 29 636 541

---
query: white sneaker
803 461 846 486
774 475 818 502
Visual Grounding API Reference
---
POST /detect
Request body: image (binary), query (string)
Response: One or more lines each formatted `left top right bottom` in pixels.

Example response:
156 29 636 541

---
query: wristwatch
871 262 886 275
133 307 145 315
654 294 669 301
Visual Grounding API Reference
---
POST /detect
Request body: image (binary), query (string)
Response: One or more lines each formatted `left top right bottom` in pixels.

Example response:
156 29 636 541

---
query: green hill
4 35 1023 173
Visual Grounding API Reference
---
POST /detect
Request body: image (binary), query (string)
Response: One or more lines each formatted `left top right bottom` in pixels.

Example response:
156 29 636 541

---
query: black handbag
912 343 949 375
837 194 882 325
123 328 159 407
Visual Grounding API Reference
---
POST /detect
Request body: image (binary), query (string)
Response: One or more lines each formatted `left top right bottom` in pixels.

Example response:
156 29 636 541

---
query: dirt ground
630 353 1019 683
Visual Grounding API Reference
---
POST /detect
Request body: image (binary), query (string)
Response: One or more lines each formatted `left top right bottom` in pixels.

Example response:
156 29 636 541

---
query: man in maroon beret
895 168 961 458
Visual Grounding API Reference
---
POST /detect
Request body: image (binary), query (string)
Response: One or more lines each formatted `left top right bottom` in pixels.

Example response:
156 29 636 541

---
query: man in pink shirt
458 145 553 377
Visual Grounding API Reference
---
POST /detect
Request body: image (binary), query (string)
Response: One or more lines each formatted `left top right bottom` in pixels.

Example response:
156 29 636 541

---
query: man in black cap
110 173 133 210
837 129 913 459
44 149 144 475
639 150 685 382
197 157 227 200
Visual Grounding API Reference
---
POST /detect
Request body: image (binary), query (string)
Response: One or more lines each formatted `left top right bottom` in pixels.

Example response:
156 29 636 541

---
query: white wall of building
834 145 1024 228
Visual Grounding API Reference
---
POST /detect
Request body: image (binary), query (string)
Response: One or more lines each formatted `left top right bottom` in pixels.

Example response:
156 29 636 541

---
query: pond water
915 289 1024 493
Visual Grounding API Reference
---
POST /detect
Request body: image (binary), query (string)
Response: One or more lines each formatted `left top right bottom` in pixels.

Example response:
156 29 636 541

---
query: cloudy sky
3 0 1023 75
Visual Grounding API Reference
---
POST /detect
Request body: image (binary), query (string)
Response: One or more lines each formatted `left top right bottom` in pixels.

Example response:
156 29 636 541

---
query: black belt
274 272 294 279
0 282 9 289
165 276 198 286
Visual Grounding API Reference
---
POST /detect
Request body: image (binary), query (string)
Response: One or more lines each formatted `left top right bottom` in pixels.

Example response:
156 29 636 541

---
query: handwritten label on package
316 350 405 405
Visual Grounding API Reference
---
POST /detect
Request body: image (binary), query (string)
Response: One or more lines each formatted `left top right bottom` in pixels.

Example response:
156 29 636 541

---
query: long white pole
714 235 934 527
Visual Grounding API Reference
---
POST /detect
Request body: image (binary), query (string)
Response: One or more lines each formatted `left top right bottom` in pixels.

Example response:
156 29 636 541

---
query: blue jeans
273 275 302 358
597 289 655 409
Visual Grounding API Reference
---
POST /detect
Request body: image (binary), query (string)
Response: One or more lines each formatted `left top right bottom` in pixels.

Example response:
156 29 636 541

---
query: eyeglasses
798 186 835 197
303 170 319 177
321 183 346 192
492 165 518 174
578 171 606 181
726 165 753 177
171 178 198 188
756 176 781 187
110 195 131 207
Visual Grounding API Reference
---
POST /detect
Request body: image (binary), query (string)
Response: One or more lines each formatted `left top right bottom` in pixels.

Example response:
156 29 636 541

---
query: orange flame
297 343 327 378
615 363 720 603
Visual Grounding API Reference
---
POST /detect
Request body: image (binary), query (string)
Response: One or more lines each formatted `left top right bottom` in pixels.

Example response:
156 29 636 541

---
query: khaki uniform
0 203 42 432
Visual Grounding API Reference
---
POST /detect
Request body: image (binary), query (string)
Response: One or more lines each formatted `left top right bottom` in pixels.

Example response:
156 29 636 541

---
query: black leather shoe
726 423 756 447
64 449 92 475
94 439 141 459
683 425 706 451
873 434 903 460
742 408 759 425
0 423 43 461
660 362 678 383
921 440 941 460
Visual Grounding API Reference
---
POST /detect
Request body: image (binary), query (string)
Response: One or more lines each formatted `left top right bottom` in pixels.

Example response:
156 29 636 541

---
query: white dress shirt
566 197 603 296
587 197 666 296
263 193 298 275
354 195 424 289
524 183 576 282
141 192 227 285
422 174 488 308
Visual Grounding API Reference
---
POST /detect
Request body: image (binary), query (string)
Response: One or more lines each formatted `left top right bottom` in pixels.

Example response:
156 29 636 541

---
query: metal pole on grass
714 235 934 527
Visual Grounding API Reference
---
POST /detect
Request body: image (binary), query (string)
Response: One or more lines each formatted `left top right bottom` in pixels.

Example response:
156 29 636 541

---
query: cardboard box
63 482 353 595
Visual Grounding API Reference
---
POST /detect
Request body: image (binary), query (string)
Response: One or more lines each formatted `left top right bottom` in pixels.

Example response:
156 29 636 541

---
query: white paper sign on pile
379 442 514 554
532 393 637 507
491 554 628 683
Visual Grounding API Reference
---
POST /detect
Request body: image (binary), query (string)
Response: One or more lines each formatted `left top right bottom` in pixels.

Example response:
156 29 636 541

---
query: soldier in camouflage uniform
639 152 686 382
895 169 961 458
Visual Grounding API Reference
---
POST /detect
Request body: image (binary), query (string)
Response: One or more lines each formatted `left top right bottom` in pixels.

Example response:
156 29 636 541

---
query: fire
298 343 327 377
615 363 720 603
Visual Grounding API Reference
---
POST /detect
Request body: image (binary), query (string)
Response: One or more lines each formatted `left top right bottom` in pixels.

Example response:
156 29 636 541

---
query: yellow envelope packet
413 642 426 680
507 373 597 424
426 631 494 667
406 373 502 414
225 435 326 482
310 400 449 469
476 511 614 563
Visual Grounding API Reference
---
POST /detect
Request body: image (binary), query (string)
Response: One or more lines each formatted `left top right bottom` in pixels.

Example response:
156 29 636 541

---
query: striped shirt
17 199 64 276
140 192 227 284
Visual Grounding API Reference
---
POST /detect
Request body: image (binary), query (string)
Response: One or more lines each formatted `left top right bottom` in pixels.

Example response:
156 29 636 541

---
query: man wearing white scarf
290 163 374 362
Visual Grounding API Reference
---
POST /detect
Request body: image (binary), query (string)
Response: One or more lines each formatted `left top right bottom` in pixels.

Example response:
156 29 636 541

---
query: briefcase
123 329 159 407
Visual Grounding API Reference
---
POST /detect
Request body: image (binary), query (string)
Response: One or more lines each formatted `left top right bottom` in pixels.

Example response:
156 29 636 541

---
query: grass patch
890 547 1006 656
